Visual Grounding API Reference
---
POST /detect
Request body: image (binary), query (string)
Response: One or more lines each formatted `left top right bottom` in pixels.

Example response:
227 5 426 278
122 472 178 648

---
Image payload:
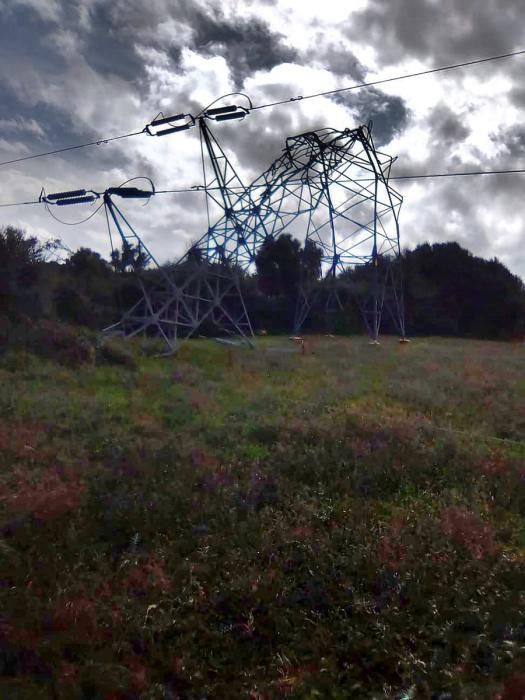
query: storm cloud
334 88 410 146
0 0 524 280
347 0 524 67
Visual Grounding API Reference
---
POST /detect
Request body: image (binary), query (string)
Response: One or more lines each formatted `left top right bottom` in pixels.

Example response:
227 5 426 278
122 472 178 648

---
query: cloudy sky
1 0 524 279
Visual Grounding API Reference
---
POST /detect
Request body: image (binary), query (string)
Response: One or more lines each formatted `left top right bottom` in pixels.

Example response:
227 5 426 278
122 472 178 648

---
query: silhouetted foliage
0 226 58 320
68 247 112 278
401 242 525 339
1 227 523 341
256 234 322 298
110 241 148 272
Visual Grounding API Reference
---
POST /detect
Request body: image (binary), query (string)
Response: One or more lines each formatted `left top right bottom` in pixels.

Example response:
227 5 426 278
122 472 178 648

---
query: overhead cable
1 48 525 168
3 166 525 211
0 129 144 168
250 48 525 111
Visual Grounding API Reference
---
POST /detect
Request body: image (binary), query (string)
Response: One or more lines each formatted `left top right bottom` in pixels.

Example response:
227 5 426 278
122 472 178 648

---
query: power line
2 165 525 210
0 198 41 208
0 129 144 169
251 48 525 111
391 167 525 180
157 166 525 192
44 200 104 225
1 48 525 170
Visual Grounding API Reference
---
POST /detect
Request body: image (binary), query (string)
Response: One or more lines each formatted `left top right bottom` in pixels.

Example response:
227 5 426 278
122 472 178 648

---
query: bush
22 320 95 367
96 338 137 369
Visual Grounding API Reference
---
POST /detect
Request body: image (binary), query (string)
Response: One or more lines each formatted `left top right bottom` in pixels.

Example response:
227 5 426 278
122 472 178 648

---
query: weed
0 336 523 697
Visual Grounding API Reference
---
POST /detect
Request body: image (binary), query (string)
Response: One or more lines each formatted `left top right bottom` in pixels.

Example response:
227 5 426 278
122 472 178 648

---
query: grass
0 335 524 699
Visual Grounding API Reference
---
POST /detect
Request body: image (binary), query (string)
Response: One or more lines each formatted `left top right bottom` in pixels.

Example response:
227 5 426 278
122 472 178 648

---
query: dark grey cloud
334 88 410 145
494 125 525 159
190 9 297 88
0 5 65 102
509 85 525 109
81 4 148 84
308 40 366 80
81 0 297 88
427 104 470 148
346 0 524 67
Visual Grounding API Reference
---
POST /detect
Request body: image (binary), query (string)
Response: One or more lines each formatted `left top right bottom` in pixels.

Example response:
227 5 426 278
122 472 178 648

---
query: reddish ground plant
121 555 172 596
49 595 99 638
123 656 149 693
57 661 80 686
494 672 525 700
0 421 48 460
440 506 497 560
186 387 211 411
479 449 514 478
377 516 409 570
190 447 220 470
1 467 85 521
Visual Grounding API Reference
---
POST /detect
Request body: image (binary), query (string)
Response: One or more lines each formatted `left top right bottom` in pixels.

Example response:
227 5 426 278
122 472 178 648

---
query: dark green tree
402 242 525 338
255 234 322 298
0 226 59 319
110 242 148 273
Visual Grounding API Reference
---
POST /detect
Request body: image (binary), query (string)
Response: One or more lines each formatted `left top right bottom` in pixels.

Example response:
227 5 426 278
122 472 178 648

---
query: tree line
1 225 524 341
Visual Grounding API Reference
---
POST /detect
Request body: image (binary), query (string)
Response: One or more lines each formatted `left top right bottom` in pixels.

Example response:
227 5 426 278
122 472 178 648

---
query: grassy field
0 335 524 699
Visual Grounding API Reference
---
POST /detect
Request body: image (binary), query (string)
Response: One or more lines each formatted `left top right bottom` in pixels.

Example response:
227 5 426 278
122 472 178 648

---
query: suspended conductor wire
0 129 145 168
3 166 525 212
44 200 104 226
0 199 41 208
155 166 525 193
390 167 525 180
1 48 525 170
250 48 525 111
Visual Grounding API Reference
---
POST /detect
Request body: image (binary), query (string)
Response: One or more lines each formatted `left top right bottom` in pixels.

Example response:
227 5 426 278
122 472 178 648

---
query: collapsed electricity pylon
238 124 406 340
295 125 405 340
161 113 261 345
42 116 405 350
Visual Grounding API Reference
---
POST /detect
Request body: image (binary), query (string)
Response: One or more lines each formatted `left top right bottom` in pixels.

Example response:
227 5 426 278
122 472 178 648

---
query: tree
255 234 322 298
67 248 112 278
0 226 59 319
52 247 118 328
402 242 525 338
301 238 323 283
110 242 148 272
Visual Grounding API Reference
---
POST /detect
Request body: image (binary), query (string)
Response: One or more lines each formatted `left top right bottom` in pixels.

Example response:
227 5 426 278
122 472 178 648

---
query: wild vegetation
1 225 524 697
0 331 523 699
1 225 524 340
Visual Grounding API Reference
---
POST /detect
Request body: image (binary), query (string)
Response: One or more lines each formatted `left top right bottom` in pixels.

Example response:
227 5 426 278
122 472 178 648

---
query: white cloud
0 0 524 281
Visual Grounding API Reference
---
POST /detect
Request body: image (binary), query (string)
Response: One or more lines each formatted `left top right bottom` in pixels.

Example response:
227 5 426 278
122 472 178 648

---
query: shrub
96 338 137 369
23 319 95 367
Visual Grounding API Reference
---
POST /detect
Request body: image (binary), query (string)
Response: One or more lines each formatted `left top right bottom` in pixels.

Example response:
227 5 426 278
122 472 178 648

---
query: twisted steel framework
43 119 406 352
187 122 406 342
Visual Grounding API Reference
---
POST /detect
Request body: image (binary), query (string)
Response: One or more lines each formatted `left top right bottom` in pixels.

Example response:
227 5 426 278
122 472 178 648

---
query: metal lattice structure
239 124 406 339
42 119 406 351
107 122 405 348
105 114 264 351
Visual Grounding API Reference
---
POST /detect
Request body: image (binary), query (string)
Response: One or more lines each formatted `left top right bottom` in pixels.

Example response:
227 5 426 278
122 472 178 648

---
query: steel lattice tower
239 124 406 340
43 121 405 351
